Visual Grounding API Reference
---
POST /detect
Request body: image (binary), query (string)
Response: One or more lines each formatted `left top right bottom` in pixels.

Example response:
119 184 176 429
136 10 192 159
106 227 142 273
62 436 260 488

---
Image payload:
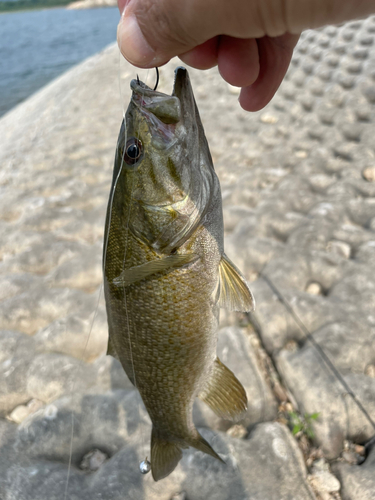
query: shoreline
0 0 115 13
0 6 66 13
0 42 118 127
0 7 118 118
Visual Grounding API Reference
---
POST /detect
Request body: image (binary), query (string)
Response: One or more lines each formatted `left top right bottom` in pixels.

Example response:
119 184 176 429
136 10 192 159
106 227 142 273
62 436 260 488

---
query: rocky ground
1 16 375 500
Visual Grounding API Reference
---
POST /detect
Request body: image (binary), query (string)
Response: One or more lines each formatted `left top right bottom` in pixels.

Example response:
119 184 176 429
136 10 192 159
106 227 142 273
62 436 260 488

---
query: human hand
117 0 375 111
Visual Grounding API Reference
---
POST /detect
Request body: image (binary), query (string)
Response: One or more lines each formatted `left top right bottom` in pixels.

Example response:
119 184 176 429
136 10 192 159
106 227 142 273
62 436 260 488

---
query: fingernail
117 15 156 67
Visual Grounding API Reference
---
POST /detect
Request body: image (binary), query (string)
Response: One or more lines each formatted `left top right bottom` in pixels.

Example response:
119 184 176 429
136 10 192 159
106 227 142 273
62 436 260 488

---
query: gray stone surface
223 18 375 460
333 447 375 500
2 14 375 500
0 389 314 500
33 303 108 362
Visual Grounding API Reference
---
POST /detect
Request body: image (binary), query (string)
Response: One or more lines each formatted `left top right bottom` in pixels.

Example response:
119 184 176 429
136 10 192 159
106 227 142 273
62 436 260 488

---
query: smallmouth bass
103 67 254 481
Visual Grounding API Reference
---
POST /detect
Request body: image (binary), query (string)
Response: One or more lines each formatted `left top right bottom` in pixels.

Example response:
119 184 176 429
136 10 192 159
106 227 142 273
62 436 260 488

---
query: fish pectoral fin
214 253 255 312
112 253 199 287
106 336 120 361
198 358 247 422
151 428 183 481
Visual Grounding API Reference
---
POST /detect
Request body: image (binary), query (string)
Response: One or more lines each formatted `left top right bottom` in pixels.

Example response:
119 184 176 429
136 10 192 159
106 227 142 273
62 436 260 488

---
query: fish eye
124 138 142 165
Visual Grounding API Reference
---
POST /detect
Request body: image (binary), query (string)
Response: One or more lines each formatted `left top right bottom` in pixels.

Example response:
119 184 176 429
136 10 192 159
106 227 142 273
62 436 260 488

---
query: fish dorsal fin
113 253 198 287
198 358 247 421
151 427 183 481
215 253 255 312
106 336 120 361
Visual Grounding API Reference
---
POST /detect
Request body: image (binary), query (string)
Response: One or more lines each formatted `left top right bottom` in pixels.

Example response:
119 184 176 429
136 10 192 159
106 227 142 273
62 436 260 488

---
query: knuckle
135 0 194 51
134 0 203 52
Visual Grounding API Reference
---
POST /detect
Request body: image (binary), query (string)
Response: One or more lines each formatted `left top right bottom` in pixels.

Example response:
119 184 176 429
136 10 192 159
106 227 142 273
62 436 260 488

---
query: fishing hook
153 67 159 91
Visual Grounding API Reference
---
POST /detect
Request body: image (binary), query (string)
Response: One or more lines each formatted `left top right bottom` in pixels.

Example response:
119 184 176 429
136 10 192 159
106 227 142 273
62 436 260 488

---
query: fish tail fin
151 427 183 481
150 427 224 481
186 429 225 464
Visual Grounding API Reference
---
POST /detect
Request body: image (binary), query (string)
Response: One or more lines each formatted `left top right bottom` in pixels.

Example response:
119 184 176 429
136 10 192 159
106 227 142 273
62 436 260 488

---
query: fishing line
258 271 375 439
117 15 153 474
120 74 149 474
64 280 104 500
65 13 144 496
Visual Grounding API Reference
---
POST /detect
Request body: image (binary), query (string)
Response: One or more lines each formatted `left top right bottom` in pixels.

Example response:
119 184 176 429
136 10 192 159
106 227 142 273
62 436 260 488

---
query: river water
0 6 119 117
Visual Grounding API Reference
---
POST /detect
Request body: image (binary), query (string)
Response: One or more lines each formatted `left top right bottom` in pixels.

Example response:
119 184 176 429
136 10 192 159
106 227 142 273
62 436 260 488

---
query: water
0 7 119 117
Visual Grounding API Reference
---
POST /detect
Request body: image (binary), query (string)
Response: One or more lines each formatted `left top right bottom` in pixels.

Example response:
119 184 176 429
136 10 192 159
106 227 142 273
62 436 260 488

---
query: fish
103 67 255 481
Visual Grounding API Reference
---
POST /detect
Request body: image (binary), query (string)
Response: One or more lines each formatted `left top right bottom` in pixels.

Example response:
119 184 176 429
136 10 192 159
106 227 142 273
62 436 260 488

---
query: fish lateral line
113 253 199 287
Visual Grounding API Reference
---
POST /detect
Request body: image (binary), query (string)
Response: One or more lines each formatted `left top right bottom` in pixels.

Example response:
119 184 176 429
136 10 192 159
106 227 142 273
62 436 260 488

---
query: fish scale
103 67 254 481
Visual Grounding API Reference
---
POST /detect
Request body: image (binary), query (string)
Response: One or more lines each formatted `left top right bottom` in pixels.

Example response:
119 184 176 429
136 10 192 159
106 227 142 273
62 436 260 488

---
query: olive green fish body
106 224 220 429
103 68 254 481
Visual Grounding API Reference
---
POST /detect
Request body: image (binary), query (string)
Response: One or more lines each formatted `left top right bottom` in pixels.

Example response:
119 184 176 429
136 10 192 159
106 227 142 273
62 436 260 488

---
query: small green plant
288 411 320 439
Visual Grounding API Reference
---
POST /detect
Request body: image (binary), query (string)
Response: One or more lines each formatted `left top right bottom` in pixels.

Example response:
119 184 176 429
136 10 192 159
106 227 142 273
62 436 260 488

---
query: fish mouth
130 67 194 125
130 66 188 97
130 77 156 97
130 67 187 125
128 66 198 152
172 66 189 96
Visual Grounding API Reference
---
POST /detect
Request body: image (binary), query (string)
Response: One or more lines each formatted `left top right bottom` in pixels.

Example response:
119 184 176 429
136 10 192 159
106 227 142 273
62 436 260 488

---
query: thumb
117 0 266 67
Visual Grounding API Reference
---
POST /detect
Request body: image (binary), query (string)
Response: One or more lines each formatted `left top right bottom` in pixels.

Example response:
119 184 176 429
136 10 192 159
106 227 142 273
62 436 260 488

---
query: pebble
226 424 247 439
308 459 341 493
80 449 108 471
362 166 375 182
170 493 186 500
326 240 351 259
355 444 366 455
306 282 324 295
260 113 279 124
365 364 375 377
342 450 359 464
8 399 44 424
309 470 341 493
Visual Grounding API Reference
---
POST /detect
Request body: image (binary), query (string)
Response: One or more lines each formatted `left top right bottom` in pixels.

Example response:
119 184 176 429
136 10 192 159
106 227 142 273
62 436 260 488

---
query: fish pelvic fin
106 336 120 361
198 358 248 422
214 253 255 312
151 428 183 481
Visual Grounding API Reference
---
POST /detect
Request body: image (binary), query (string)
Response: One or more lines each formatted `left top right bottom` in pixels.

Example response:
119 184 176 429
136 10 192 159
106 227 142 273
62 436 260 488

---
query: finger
117 0 375 68
117 0 264 67
239 33 299 112
179 37 220 70
217 36 260 88
286 0 375 34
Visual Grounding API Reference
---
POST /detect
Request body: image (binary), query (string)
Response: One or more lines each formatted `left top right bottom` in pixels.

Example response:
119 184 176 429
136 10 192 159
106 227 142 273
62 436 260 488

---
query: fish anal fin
151 428 183 481
198 358 247 422
113 253 198 287
216 253 255 312
106 336 120 361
